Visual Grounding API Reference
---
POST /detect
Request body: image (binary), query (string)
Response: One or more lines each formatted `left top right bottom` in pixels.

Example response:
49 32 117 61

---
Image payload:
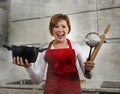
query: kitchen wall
0 0 120 89
0 8 7 45
0 3 8 85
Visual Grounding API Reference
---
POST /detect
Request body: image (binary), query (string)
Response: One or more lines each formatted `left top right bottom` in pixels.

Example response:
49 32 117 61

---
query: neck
53 39 68 48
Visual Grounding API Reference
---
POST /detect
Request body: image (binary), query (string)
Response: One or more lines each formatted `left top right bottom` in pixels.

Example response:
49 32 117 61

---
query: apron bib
44 39 82 94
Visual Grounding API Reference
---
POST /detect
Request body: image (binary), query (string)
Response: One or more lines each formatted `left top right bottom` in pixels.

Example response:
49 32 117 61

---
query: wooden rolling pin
90 24 111 61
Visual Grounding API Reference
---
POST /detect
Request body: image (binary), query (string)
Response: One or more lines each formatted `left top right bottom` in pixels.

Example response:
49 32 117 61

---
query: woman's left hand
84 61 95 71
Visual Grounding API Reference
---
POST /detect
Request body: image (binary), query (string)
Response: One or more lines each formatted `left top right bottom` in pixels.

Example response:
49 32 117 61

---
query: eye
54 25 59 28
62 25 66 28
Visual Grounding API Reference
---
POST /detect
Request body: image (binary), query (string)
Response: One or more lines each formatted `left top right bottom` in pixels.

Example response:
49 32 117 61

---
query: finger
85 65 94 70
86 64 94 68
84 62 91 66
25 59 29 65
85 61 95 64
20 57 24 66
89 61 95 64
24 59 31 68
16 56 20 65
86 66 94 69
13 57 16 64
85 62 94 66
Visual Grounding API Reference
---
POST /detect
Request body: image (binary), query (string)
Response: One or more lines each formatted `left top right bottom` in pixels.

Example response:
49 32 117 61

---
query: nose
58 26 63 31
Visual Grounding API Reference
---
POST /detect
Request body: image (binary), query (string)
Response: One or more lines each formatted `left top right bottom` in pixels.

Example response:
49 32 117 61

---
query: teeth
57 34 64 37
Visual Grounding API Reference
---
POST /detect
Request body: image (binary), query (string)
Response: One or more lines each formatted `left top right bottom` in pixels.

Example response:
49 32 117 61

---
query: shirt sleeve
26 52 46 85
71 41 88 74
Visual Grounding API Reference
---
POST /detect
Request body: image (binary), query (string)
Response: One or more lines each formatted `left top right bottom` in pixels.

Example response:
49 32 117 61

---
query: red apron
44 39 82 94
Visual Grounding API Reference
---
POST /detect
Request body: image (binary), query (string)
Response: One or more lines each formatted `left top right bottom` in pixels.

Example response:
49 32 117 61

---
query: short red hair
49 13 71 35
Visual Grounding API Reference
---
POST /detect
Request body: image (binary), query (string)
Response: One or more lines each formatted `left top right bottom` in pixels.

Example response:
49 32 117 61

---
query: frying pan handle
38 48 47 52
3 45 12 50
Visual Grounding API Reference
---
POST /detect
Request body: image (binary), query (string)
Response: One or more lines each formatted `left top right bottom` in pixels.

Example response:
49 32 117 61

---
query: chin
56 38 65 42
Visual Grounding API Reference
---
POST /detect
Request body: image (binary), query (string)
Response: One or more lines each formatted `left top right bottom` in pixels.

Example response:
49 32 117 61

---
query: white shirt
26 41 87 84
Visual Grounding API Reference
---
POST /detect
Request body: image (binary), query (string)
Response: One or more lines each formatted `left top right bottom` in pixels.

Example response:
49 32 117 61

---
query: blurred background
0 0 120 94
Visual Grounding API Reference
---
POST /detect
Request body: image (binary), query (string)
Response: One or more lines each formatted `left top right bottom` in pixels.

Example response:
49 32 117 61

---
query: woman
13 13 94 94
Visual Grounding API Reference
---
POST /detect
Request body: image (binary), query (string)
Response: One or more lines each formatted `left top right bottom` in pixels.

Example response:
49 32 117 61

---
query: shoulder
69 40 83 56
69 40 82 50
69 40 89 60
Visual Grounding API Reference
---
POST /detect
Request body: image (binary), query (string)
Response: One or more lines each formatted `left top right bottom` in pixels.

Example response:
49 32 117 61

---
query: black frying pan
3 45 47 63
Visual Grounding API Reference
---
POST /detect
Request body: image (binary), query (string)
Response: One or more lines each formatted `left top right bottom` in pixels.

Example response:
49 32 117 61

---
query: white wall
0 8 7 45
0 7 8 85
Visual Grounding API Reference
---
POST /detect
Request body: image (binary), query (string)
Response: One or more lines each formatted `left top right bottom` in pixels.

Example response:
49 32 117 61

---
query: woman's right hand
13 57 32 68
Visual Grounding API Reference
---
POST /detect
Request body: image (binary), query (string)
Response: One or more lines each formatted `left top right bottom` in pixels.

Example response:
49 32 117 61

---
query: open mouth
57 33 65 39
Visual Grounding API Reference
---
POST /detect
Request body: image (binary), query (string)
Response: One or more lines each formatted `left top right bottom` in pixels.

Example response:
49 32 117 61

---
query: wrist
24 64 32 68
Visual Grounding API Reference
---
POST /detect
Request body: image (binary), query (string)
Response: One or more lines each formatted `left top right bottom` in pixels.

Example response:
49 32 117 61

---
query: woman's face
52 20 69 42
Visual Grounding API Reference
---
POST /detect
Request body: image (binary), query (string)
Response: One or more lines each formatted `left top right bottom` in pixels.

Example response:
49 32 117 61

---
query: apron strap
47 40 54 50
67 39 72 49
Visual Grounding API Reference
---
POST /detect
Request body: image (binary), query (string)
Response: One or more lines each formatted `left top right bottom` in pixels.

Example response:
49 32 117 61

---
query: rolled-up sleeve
26 52 46 85
72 42 88 74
